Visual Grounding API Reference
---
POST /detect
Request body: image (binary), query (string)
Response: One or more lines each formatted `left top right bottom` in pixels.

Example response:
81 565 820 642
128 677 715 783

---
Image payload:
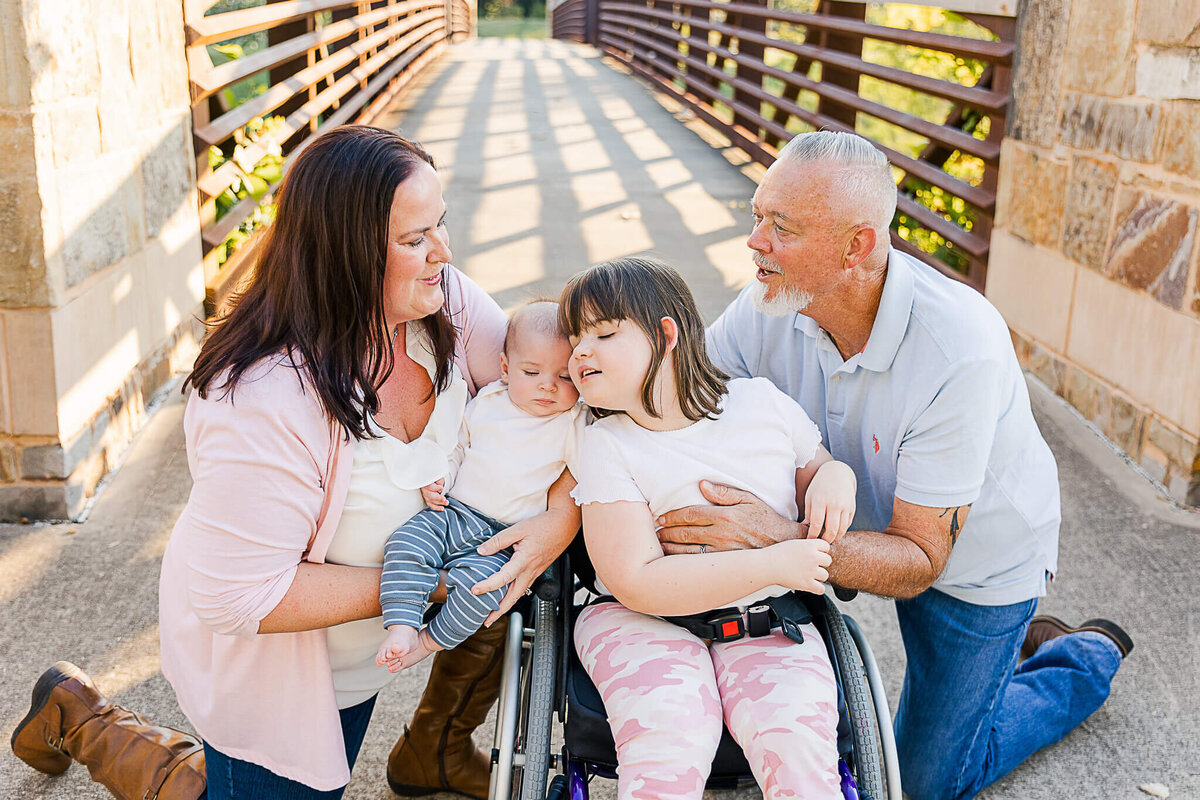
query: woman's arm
584 499 830 617
259 566 449 633
473 468 581 626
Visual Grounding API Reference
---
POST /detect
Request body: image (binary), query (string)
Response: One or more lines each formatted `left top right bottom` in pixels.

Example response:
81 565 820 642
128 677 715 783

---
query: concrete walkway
2 38 1198 800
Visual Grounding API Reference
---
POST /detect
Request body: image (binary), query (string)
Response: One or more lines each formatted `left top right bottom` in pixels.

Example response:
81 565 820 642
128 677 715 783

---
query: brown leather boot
11 661 206 800
388 616 510 799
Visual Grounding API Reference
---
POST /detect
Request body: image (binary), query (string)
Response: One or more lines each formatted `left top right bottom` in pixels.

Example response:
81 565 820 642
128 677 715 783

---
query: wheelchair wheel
514 596 558 800
824 600 886 799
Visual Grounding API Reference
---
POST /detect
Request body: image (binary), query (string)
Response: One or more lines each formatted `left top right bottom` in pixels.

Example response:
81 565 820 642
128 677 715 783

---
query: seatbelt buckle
746 604 773 637
708 612 745 642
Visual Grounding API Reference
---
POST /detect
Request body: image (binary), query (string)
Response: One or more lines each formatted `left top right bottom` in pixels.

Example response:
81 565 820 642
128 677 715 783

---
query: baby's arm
421 478 448 511
583 499 831 617
795 445 856 542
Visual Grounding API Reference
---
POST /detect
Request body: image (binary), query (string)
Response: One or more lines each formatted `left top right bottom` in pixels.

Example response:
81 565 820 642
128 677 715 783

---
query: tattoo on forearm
938 504 971 546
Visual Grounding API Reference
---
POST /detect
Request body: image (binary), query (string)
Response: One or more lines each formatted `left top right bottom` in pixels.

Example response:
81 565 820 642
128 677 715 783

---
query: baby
376 300 585 672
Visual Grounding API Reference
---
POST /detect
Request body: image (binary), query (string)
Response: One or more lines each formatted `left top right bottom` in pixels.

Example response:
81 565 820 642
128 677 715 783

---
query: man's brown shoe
1020 616 1134 660
11 661 206 800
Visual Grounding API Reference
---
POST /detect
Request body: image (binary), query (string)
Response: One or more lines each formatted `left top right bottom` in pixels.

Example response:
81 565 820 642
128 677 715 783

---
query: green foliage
208 116 286 267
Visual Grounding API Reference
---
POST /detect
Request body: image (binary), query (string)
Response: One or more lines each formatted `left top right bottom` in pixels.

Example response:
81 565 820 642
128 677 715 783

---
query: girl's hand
770 538 832 594
421 479 448 511
804 461 856 543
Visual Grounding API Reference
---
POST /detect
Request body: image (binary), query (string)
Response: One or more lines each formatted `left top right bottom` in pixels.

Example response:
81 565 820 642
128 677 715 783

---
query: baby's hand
770 538 832 595
804 461 856 543
377 625 434 673
421 479 448 511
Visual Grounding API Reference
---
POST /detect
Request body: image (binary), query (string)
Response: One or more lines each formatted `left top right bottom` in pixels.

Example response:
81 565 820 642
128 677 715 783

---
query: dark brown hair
558 256 727 421
187 126 456 440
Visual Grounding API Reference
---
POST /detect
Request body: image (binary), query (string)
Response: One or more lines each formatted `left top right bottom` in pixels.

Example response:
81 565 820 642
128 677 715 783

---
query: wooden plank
189 4 410 99
194 7 443 146
601 11 1001 162
187 0 361 46
602 5 1007 111
609 0 1012 61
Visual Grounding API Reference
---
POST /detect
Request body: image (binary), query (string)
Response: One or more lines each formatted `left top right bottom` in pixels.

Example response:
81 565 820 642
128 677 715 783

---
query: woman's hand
655 480 805 554
471 509 576 626
469 468 579 626
769 538 832 595
803 461 856 543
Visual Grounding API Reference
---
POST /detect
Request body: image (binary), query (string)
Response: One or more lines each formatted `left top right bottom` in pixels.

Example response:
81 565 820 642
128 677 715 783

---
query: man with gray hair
657 130 1131 800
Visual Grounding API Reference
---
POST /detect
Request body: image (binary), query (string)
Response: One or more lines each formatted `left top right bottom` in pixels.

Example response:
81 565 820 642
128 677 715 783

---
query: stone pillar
0 0 205 520
987 0 1200 507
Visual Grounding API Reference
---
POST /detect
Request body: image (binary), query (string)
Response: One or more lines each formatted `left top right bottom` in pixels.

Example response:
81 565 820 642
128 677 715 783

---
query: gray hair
776 131 897 247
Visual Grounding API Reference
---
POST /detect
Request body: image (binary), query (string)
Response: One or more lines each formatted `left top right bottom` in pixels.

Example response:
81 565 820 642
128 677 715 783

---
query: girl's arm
584 499 830 617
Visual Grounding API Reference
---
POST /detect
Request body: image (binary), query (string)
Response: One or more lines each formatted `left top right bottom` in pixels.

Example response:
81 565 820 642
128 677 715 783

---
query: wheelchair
489 543 901 800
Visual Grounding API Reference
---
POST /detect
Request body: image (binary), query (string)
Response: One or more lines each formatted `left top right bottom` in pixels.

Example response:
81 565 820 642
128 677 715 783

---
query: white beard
751 279 813 317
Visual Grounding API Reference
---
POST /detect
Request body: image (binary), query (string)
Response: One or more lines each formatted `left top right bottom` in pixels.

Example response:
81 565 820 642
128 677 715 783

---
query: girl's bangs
560 269 627 336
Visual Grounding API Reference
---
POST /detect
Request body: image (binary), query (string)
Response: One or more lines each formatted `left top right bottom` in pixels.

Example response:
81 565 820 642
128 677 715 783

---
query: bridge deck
0 37 1196 800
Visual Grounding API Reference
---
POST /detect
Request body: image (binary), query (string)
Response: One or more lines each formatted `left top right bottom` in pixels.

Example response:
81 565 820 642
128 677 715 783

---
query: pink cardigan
158 268 508 790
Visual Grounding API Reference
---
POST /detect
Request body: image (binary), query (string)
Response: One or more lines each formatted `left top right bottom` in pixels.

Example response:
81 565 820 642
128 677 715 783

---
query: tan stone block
1058 94 1161 163
2 309 58 436
0 170 50 307
1026 340 1066 395
0 441 16 481
1009 0 1071 147
1140 440 1170 483
0 1 33 110
1062 157 1118 269
1062 364 1103 422
1063 0 1137 95
1145 417 1200 474
54 154 146 287
1139 0 1200 45
986 231 1076 352
995 143 1067 247
1161 101 1200 181
139 118 197 239
44 100 102 168
1104 188 1195 309
1068 267 1200 438
1108 392 1146 458
1136 47 1200 100
25 2 101 105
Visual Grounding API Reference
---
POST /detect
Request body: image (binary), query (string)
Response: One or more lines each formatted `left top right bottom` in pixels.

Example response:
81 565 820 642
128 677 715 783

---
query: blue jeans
201 695 377 799
894 589 1122 800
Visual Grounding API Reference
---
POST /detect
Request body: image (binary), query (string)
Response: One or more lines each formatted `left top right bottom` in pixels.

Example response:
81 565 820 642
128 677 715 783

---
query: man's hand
656 480 805 554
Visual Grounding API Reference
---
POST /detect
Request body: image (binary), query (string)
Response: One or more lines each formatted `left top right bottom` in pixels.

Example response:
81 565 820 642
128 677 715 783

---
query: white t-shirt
572 377 822 607
449 380 587 525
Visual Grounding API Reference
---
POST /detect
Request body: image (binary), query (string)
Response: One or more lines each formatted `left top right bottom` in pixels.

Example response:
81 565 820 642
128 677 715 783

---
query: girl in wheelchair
560 256 857 800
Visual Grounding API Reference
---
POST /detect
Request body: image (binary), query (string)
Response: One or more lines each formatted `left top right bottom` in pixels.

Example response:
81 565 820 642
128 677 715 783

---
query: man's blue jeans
894 588 1122 800
201 695 377 799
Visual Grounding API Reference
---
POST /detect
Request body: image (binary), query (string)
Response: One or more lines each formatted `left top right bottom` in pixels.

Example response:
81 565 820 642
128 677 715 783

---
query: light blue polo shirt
707 249 1060 606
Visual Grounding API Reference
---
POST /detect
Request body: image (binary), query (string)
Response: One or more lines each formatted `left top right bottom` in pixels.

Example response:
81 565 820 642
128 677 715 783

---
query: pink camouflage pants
575 601 842 800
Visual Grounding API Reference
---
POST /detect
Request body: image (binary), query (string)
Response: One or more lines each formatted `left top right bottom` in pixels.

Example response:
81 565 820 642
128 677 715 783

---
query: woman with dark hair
11 125 579 799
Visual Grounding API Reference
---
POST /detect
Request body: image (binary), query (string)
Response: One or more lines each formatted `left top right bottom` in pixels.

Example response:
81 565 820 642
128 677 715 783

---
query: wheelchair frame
489 557 901 800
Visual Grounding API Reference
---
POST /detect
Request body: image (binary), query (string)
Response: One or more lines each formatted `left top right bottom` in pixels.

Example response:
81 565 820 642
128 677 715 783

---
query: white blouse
324 324 468 709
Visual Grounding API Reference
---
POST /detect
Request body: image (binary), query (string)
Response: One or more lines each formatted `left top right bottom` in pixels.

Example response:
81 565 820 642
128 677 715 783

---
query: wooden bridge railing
184 0 475 312
550 0 1015 289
